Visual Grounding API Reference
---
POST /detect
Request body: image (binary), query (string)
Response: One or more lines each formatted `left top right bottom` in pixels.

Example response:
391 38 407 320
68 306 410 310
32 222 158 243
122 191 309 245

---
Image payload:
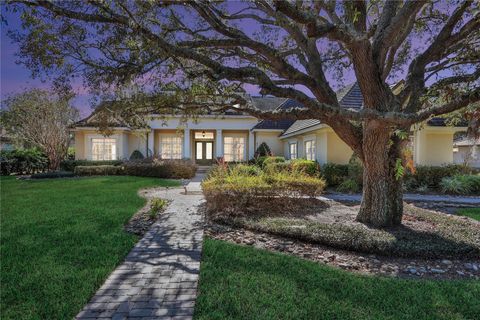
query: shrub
60 160 123 172
256 156 285 168
347 154 363 185
231 164 262 176
123 158 197 179
0 149 48 175
264 161 290 174
440 175 480 195
149 198 168 219
30 171 75 179
406 164 467 189
202 164 326 218
74 165 124 176
254 142 272 157
129 150 144 160
336 178 361 193
321 163 348 187
290 159 321 177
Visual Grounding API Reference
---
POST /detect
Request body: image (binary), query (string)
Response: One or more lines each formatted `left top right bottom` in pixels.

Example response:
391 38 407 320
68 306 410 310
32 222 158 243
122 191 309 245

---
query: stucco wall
414 128 454 166
255 131 283 156
127 132 148 159
74 131 85 159
326 131 353 164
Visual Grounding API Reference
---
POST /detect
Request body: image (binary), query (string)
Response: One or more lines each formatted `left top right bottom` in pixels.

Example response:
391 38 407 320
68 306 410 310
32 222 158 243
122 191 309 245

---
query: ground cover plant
0 176 179 320
194 238 480 320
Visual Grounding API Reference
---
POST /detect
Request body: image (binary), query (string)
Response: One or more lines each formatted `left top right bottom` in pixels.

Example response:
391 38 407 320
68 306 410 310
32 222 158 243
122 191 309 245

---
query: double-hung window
159 135 183 159
304 140 316 161
91 138 117 160
224 136 245 162
289 142 298 160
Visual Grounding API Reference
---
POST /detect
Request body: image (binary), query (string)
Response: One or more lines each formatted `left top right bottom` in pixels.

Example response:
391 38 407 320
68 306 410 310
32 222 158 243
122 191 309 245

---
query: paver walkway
77 182 204 319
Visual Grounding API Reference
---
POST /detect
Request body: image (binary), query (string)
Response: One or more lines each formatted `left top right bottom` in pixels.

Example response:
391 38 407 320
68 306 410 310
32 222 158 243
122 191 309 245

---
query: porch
150 129 255 164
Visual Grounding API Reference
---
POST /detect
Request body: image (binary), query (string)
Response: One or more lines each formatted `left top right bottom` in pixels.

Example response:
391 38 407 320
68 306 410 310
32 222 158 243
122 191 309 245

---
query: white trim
279 124 326 139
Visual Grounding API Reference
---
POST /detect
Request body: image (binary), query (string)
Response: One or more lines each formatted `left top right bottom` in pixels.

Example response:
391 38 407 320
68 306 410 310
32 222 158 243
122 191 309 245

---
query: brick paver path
77 185 204 320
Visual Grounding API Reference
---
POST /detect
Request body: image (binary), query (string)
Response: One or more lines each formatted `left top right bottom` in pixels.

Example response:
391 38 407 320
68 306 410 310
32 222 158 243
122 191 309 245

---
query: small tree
1 89 79 171
255 142 272 157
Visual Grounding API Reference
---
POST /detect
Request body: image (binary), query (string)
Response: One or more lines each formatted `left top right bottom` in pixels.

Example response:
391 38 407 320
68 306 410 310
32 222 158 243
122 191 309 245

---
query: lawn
195 238 480 320
0 176 179 320
457 208 480 221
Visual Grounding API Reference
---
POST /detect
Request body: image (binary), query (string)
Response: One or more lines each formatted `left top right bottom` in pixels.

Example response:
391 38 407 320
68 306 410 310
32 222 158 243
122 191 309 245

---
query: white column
216 129 223 158
184 128 191 159
248 130 255 160
147 129 154 157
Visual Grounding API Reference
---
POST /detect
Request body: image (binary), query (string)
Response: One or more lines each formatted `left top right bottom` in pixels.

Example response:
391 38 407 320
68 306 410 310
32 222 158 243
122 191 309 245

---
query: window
305 140 316 161
91 138 117 160
159 135 183 159
289 142 297 160
194 131 214 139
224 136 245 162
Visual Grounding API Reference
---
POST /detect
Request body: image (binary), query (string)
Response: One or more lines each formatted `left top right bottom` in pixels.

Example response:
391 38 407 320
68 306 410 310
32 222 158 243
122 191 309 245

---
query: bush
406 164 467 189
347 154 363 185
321 163 348 187
149 198 169 219
30 171 75 179
254 142 272 157
1 149 48 175
336 178 361 193
440 175 480 195
256 156 285 168
290 159 321 177
74 165 124 176
264 161 290 174
202 164 326 218
60 160 123 172
129 150 145 160
123 158 197 179
232 164 262 176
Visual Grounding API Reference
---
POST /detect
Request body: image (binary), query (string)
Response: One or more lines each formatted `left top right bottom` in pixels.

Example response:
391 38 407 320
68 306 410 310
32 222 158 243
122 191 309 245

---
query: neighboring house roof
454 137 480 147
281 119 321 136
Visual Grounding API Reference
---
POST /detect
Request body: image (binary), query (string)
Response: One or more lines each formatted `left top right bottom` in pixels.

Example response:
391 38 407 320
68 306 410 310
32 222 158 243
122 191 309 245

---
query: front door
195 141 214 165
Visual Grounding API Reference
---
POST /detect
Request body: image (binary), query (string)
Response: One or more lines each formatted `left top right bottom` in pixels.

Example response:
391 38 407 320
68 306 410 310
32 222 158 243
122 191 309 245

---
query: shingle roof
281 119 321 136
252 119 295 130
338 82 363 109
250 96 288 111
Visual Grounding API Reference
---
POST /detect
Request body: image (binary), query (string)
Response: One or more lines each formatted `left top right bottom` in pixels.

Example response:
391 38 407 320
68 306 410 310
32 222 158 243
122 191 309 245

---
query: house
453 137 480 168
73 83 466 166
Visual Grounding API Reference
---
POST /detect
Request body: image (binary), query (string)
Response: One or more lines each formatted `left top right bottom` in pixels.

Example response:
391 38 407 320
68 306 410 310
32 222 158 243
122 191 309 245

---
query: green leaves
395 158 405 181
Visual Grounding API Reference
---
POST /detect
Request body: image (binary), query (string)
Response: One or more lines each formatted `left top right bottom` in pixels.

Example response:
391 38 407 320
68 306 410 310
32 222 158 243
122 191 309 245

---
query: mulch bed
124 198 170 235
205 223 480 280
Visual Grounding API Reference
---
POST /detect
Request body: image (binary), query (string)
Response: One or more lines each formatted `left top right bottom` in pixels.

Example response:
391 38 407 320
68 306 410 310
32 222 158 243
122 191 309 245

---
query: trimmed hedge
60 160 123 172
290 159 321 177
123 159 197 179
321 163 349 187
30 171 75 179
74 165 123 176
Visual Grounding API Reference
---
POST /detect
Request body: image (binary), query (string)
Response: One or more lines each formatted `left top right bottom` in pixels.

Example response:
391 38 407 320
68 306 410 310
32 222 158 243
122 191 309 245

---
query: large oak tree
5 0 480 227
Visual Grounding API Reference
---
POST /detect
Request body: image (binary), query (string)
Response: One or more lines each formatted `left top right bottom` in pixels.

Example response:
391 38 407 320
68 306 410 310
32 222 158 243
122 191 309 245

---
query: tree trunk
356 121 403 227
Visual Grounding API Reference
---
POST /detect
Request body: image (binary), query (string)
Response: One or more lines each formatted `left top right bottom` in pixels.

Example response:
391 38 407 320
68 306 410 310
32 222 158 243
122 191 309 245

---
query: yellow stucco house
73 83 465 166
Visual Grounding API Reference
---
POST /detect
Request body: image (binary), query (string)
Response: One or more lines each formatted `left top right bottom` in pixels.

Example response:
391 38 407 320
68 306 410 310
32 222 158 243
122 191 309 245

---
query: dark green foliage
74 165 124 176
0 149 48 175
0 176 179 319
254 142 272 157
440 175 480 195
129 150 144 160
347 154 363 185
405 164 470 189
30 171 75 179
123 159 197 179
195 238 480 320
60 160 123 172
336 178 361 193
321 163 349 186
457 208 480 221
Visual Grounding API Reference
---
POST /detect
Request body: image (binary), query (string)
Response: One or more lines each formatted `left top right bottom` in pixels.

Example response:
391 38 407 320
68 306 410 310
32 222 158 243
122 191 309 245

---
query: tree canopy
4 0 480 226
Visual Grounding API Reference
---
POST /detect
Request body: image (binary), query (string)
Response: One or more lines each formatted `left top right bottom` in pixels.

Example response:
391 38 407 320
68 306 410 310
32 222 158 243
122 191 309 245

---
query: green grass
195 238 480 320
0 176 179 320
457 208 480 221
